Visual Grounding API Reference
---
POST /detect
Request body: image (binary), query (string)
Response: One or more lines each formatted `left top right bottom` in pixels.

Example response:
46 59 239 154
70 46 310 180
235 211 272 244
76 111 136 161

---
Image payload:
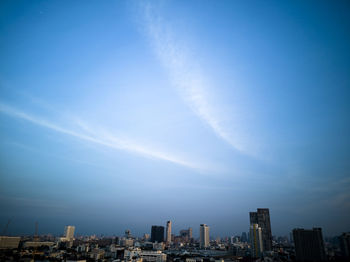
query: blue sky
0 0 349 237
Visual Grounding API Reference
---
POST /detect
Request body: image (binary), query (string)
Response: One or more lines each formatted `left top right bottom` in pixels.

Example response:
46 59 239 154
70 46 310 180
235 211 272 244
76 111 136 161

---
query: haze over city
0 0 350 239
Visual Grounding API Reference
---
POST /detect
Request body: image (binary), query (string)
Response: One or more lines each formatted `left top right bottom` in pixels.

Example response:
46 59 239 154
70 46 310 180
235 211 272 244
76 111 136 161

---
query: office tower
293 228 326 262
166 221 172 243
143 234 150 241
250 224 263 258
200 224 210 248
290 232 294 244
241 232 247 243
151 226 164 243
125 229 131 238
180 228 193 242
249 208 272 251
339 232 350 259
64 225 75 241
188 227 192 239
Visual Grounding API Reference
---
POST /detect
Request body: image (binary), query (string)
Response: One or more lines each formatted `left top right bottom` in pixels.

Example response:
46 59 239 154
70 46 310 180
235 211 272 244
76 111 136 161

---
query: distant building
64 225 75 241
231 236 240 244
124 247 141 260
249 208 272 251
125 229 131 238
120 238 134 247
199 224 209 248
90 248 105 260
23 241 55 248
186 258 203 262
141 250 167 262
250 224 263 257
293 228 326 262
241 232 247 243
153 242 164 251
339 232 350 259
0 236 20 249
180 228 193 242
151 226 164 243
143 233 150 241
166 221 172 244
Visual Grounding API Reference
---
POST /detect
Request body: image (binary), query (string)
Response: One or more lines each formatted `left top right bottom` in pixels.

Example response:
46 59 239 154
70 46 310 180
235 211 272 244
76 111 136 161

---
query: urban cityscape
1 208 350 261
1 0 350 262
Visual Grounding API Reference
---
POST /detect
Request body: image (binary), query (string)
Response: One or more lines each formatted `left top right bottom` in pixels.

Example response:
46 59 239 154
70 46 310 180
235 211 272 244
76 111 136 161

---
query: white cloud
141 3 247 153
0 103 204 170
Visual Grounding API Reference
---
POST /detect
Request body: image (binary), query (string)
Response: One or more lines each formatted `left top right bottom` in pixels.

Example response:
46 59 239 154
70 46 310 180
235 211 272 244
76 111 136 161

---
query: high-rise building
180 228 193 242
241 232 247 243
151 226 164 243
166 221 172 244
188 227 193 239
125 229 131 238
250 224 263 257
293 228 326 262
64 225 75 241
249 208 272 251
200 224 209 248
339 232 350 259
143 234 150 241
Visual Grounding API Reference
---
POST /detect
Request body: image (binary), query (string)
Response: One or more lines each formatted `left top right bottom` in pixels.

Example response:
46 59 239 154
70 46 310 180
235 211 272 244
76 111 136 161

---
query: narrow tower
200 224 209 248
166 221 172 244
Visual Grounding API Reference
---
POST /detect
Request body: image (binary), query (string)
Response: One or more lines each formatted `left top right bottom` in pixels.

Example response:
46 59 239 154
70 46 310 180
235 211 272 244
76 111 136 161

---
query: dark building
241 232 247 243
125 229 131 238
151 225 164 243
180 228 193 241
339 232 350 259
249 208 272 251
293 228 326 262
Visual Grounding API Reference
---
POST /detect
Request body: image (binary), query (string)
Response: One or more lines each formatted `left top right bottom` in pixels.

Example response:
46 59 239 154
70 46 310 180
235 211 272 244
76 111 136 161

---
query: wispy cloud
141 3 247 153
0 103 204 170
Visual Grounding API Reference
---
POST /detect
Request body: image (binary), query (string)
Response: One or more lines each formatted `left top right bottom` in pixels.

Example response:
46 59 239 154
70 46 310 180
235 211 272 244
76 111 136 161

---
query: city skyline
1 0 350 238
0 215 345 240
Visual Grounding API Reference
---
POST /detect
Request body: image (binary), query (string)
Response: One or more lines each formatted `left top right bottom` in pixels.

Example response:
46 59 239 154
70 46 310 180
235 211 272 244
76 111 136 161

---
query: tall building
64 225 75 241
200 224 210 248
151 226 164 243
166 221 172 244
180 228 193 242
249 208 272 251
293 228 326 262
241 232 248 243
250 224 263 257
339 232 350 259
125 229 131 238
143 234 150 241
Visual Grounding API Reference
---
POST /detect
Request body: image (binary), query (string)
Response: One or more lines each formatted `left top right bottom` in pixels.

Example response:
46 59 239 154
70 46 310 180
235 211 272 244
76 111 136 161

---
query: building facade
0 236 21 249
293 228 326 262
166 221 172 244
250 224 263 257
249 208 272 251
339 232 350 259
180 228 193 242
200 224 209 248
64 225 75 241
151 226 164 243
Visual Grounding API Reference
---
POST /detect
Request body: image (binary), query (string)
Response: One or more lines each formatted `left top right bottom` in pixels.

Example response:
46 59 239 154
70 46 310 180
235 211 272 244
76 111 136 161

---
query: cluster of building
1 208 350 262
